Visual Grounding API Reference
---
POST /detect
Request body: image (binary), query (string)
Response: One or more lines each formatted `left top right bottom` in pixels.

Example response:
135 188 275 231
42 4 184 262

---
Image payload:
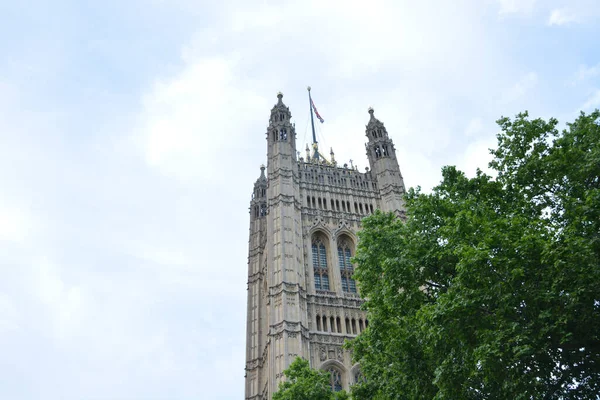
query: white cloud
497 0 536 15
502 72 538 104
0 205 34 243
548 8 578 25
571 63 600 85
135 56 270 184
0 294 19 334
457 136 498 178
582 89 600 110
35 258 86 340
465 118 484 137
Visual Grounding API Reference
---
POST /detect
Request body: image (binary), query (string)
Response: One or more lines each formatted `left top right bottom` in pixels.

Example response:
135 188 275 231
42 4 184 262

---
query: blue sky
0 1 599 399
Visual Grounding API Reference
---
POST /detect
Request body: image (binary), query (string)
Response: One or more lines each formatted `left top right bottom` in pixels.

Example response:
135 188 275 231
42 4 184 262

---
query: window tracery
312 236 330 290
338 238 357 293
328 368 343 392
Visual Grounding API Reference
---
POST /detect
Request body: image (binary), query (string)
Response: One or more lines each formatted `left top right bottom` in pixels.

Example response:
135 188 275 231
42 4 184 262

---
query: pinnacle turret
251 164 268 219
365 107 388 141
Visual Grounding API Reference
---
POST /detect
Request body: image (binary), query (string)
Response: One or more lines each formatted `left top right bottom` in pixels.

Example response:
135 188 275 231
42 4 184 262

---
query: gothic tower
245 93 406 399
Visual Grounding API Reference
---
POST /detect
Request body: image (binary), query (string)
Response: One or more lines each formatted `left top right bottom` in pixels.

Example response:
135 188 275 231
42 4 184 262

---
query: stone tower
245 93 406 399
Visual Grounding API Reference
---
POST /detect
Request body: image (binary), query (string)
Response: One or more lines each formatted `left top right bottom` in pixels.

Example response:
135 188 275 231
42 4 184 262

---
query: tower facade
245 93 406 399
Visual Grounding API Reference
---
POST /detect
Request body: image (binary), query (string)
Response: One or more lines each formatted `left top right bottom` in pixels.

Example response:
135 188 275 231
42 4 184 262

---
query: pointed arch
307 224 332 243
350 363 364 385
319 360 347 392
334 226 358 244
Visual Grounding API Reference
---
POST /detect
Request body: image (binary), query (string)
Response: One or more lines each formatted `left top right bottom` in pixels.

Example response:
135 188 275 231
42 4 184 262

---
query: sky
0 0 599 399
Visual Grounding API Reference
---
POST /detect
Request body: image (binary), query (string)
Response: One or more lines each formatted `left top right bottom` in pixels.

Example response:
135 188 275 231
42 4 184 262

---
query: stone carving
320 345 327 361
336 347 343 361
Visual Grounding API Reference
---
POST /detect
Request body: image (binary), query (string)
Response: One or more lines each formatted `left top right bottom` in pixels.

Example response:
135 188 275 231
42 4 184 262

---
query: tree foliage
272 357 349 400
350 111 600 399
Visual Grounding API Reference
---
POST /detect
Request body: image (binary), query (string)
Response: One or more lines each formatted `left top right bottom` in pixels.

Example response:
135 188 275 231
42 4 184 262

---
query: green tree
350 111 600 399
273 357 349 400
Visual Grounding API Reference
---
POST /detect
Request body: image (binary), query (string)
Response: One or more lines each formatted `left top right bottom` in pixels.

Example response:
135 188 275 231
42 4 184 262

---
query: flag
311 98 325 123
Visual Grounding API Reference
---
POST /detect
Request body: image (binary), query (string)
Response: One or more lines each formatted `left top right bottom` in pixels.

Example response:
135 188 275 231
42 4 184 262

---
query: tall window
338 239 357 293
354 370 364 384
328 368 343 392
312 237 330 291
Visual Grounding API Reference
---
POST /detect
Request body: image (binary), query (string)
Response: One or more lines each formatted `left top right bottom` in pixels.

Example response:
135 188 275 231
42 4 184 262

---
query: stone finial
260 164 266 178
277 92 283 104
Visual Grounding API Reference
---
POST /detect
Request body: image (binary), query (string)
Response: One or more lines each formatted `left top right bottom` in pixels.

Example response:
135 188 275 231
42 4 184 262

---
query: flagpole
308 85 318 140
307 86 320 161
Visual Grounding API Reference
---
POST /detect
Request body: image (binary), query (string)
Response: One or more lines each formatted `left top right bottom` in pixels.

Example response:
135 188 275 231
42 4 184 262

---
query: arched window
354 370 364 384
312 236 330 291
328 368 343 392
316 316 321 331
338 239 357 293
